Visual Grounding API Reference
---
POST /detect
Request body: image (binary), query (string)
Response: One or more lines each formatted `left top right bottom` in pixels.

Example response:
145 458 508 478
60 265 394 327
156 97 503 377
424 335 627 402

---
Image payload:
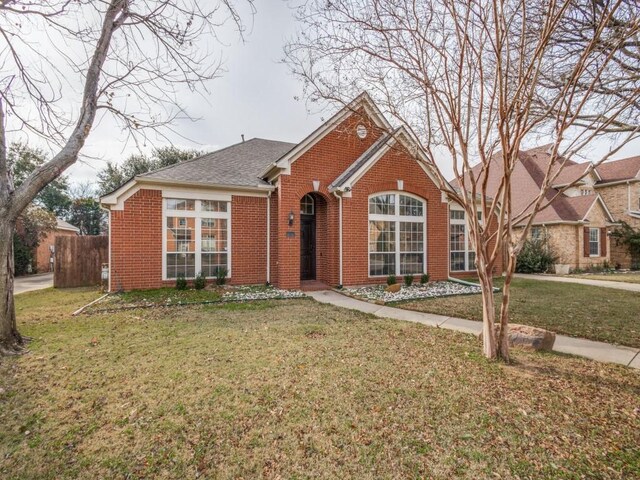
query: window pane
201 200 227 212
399 195 423 216
400 253 423 274
370 253 395 276
450 210 465 220
300 194 315 215
166 217 195 253
400 222 423 252
369 221 395 252
589 228 599 256
201 218 227 252
369 194 395 215
450 224 466 251
166 253 195 279
450 252 466 271
166 198 195 211
468 252 476 270
201 253 228 277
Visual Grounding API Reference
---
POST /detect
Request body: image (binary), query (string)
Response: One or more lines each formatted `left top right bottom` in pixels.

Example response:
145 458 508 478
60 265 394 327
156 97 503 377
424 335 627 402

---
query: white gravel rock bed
345 281 481 302
223 286 306 301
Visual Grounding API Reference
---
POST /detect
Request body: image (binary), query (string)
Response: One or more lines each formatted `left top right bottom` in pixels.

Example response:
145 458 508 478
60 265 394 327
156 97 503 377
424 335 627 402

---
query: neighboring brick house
464 145 640 272
595 156 640 268
101 93 501 291
35 219 80 273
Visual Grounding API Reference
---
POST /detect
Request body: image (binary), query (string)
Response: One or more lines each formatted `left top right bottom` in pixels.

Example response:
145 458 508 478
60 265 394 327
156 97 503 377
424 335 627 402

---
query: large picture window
164 198 230 279
369 193 426 276
449 206 477 272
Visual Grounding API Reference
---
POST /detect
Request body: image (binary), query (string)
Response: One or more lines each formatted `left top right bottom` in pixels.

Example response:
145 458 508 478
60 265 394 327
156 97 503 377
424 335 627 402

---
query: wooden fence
54 236 108 288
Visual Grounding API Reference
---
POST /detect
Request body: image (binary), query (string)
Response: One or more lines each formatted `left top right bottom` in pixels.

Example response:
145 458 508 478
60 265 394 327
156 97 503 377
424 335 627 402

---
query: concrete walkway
514 273 640 292
14 273 53 295
308 290 640 369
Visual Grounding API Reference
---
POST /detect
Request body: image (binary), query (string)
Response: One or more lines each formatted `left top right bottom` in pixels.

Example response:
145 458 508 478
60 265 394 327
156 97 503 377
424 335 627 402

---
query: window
368 193 425 276
589 227 600 256
449 206 478 271
531 226 543 240
300 194 315 215
164 198 230 279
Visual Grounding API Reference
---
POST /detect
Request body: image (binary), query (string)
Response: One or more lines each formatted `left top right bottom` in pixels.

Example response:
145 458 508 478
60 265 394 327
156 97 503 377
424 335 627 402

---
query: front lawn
1 288 638 479
566 272 640 284
400 278 640 348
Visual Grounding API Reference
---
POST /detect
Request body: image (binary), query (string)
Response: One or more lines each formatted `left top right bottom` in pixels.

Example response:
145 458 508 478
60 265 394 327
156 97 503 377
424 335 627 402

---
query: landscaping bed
343 280 483 303
86 284 305 313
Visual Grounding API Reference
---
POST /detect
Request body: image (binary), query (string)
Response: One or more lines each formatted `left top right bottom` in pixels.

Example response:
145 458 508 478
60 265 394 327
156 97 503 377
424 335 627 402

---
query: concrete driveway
14 273 53 295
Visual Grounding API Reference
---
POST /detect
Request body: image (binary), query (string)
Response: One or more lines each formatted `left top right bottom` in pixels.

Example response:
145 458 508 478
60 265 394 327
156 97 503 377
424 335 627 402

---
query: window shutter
583 227 590 257
600 227 607 257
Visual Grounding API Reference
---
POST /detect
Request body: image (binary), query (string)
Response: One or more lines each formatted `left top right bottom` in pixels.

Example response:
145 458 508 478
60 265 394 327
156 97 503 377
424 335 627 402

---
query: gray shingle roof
139 138 296 188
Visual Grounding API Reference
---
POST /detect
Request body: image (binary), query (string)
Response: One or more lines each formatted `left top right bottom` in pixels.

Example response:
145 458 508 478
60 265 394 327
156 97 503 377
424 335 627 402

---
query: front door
300 215 316 280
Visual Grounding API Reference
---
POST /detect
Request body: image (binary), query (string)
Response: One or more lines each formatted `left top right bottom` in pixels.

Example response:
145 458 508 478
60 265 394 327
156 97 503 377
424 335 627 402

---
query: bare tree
0 0 252 355
285 0 640 360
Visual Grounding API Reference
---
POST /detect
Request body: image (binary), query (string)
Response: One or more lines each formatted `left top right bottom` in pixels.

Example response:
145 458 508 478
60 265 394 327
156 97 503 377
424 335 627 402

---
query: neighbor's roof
138 138 297 188
56 218 80 233
596 155 640 183
461 146 610 224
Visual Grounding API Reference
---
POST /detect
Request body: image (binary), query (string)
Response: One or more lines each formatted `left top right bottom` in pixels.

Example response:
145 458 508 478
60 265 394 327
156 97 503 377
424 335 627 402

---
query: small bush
216 267 228 286
193 271 206 290
515 238 558 274
175 275 187 290
420 273 429 284
403 275 414 287
386 275 397 286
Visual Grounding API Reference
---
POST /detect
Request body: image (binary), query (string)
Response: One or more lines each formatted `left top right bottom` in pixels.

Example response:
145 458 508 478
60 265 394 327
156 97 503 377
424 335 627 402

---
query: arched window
300 194 315 215
368 193 425 276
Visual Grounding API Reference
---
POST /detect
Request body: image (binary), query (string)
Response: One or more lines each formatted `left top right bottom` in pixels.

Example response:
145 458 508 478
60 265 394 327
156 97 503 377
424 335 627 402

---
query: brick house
34 218 80 273
101 93 498 291
467 146 640 272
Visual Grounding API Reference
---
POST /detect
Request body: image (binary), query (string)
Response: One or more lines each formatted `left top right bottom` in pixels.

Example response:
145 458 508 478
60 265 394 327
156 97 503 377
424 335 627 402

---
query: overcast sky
24 1 640 185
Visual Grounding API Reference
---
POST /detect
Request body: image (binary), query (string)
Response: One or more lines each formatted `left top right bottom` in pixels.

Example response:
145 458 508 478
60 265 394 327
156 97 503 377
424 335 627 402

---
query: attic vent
356 124 368 139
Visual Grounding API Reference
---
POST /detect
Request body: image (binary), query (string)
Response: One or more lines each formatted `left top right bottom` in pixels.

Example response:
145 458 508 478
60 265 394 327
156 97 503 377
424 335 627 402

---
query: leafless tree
285 0 640 360
0 0 253 355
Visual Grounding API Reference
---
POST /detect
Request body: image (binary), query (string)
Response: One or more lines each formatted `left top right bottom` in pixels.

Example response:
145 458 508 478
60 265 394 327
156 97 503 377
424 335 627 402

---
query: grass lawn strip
1 287 638 479
400 277 640 349
564 272 640 284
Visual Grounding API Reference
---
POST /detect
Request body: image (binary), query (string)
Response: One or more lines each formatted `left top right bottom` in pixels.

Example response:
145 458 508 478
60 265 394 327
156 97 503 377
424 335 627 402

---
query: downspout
266 191 271 284
333 191 343 286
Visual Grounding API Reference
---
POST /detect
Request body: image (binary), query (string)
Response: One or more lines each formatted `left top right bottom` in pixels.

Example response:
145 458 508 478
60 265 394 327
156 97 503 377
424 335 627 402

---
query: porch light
288 210 295 226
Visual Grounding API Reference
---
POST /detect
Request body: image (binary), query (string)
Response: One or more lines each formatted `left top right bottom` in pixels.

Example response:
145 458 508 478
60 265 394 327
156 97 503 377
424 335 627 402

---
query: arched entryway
299 192 328 282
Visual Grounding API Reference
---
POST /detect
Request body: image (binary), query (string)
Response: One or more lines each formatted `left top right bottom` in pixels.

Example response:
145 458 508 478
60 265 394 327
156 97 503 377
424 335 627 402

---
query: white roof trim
261 92 393 180
582 194 616 223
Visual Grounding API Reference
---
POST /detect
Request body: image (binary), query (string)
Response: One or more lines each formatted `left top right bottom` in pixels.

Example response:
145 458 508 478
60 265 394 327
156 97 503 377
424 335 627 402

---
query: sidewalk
308 290 640 369
514 273 640 292
14 273 53 295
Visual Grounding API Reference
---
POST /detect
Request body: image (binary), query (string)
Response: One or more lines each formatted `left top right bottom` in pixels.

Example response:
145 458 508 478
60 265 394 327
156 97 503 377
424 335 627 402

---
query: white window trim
449 204 480 272
368 191 427 277
162 198 232 280
589 227 600 257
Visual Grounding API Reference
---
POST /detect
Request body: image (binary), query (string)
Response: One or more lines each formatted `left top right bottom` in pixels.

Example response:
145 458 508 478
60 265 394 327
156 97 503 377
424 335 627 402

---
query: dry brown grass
1 288 639 479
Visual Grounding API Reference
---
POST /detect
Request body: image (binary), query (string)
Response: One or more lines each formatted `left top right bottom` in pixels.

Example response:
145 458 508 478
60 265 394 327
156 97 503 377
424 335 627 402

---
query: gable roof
138 138 296 189
462 146 615 224
56 218 80 233
595 155 640 183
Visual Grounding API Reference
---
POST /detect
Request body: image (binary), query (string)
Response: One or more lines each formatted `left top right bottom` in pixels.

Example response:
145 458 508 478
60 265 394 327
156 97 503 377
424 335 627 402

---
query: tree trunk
0 217 24 355
497 250 517 362
477 263 498 359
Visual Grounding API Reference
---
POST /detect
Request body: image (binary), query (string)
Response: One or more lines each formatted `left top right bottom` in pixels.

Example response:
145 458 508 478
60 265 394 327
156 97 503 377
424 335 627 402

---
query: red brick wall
110 189 164 291
275 109 385 288
230 195 267 285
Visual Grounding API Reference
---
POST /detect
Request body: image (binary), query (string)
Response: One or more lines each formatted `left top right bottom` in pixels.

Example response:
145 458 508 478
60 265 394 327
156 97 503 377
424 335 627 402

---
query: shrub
386 274 396 286
403 275 414 287
193 271 206 290
515 238 558 274
611 222 640 269
175 274 187 290
216 267 228 286
420 273 429 284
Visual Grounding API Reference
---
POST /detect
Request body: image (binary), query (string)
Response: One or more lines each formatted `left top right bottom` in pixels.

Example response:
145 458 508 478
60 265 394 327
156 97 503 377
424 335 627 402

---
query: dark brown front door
300 215 316 280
